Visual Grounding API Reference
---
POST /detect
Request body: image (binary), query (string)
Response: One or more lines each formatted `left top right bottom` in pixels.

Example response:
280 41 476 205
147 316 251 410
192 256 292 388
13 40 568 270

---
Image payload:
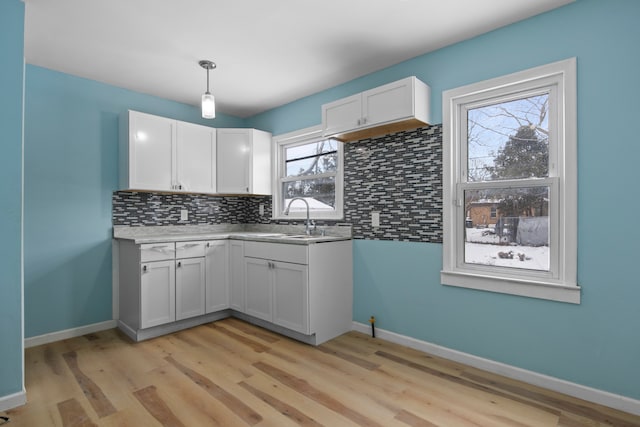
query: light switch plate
371 211 380 227
180 209 188 221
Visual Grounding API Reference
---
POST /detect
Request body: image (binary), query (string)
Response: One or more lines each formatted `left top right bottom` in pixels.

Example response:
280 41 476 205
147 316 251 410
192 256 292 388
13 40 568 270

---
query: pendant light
199 60 216 119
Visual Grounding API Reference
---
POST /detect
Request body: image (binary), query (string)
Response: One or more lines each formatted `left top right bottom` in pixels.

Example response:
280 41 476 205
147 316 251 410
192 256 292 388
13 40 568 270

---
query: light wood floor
4 318 640 427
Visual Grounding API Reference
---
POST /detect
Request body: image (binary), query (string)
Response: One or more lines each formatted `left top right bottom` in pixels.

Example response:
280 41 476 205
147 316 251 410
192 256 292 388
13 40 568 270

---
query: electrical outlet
180 209 188 221
371 211 380 227
259 204 265 216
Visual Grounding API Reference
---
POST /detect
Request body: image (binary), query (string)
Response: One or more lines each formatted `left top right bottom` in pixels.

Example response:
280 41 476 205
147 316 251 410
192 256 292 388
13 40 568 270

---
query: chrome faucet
284 197 315 235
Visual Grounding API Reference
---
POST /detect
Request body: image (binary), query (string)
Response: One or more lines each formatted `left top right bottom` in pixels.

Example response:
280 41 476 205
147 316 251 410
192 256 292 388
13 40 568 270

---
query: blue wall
0 0 25 399
249 0 640 400
23 66 245 338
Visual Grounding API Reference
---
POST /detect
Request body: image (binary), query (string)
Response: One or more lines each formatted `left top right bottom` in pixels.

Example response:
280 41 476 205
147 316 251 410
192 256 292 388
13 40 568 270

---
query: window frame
441 58 579 304
272 125 344 220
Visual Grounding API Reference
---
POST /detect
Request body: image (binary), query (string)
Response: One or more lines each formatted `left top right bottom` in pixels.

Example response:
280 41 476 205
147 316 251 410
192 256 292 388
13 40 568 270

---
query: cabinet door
176 122 216 193
129 111 175 191
362 77 413 126
217 129 251 193
140 260 176 328
229 241 245 312
175 257 206 321
205 241 229 313
272 262 309 334
322 93 362 136
244 257 272 322
249 130 272 196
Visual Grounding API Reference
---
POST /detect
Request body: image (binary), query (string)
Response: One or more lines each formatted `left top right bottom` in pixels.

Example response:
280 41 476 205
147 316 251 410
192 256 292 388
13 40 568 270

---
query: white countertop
113 225 352 245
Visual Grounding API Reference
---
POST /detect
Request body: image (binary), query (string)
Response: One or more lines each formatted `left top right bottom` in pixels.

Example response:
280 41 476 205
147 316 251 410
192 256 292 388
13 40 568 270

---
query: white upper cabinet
125 111 175 191
322 94 362 137
216 128 272 195
322 76 430 142
176 121 216 194
120 110 216 193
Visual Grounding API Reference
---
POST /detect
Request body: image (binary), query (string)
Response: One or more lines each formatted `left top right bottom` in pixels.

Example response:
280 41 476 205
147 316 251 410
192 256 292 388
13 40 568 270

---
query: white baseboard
351 321 640 417
0 390 26 412
24 320 117 348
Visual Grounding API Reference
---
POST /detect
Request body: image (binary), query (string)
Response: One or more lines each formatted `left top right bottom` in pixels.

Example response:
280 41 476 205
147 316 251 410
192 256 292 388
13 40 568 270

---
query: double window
441 58 579 303
273 125 343 220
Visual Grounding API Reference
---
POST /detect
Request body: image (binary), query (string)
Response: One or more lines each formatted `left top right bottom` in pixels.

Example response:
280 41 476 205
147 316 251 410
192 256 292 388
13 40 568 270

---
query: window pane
286 152 337 177
286 140 338 160
282 177 336 211
464 187 549 271
285 140 338 177
467 94 549 182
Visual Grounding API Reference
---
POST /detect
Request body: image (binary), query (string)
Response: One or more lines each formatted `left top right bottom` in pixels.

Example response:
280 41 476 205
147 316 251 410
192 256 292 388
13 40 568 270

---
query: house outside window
273 125 343 220
441 58 579 303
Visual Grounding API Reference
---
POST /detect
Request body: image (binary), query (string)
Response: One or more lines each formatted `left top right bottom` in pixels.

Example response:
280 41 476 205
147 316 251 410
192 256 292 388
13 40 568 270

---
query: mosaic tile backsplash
113 124 443 243
344 124 443 243
112 192 274 226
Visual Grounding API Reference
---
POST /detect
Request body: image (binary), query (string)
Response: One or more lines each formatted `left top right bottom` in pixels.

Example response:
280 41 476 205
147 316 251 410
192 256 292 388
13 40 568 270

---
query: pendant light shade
199 60 216 119
201 92 215 119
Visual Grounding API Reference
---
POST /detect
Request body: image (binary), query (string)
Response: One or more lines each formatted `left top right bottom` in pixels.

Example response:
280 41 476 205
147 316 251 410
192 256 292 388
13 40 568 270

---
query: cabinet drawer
140 243 175 262
244 241 308 264
176 241 206 258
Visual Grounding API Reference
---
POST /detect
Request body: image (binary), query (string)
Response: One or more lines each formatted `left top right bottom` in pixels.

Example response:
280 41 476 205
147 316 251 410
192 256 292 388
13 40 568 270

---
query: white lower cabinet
117 237 352 345
244 257 309 335
243 240 350 344
245 256 308 334
175 256 206 321
140 259 176 329
205 240 229 313
118 239 227 341
272 261 308 334
245 257 272 321
229 240 245 312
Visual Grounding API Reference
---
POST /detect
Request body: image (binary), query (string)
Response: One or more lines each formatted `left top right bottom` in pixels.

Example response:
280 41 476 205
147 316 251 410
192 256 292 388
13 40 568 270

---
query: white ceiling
23 0 573 118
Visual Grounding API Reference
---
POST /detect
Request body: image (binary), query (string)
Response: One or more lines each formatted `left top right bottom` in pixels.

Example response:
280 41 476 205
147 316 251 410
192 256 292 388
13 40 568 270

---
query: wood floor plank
57 398 98 427
462 370 640 427
376 350 562 417
165 355 263 425
315 343 380 371
241 368 362 427
239 380 323 427
170 326 263 382
206 322 271 353
223 317 282 343
395 409 440 427
374 353 562 426
253 360 387 427
132 385 186 427
61 351 117 418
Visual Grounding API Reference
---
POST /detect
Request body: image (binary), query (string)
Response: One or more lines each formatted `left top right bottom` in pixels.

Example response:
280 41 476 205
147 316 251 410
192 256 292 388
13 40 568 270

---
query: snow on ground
464 226 549 271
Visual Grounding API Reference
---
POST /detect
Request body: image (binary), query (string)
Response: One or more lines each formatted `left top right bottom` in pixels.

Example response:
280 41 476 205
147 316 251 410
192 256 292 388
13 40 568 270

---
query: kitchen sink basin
236 232 286 238
278 234 331 240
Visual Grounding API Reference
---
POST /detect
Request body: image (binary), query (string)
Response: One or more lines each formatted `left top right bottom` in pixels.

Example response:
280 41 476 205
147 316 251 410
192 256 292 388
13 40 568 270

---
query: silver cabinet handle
142 265 148 272
206 242 210 248
177 261 182 268
362 117 367 124
181 243 200 248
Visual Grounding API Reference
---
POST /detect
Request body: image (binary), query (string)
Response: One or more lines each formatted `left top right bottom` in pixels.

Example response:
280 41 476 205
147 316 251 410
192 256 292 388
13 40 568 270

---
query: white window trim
441 58 579 304
272 125 344 220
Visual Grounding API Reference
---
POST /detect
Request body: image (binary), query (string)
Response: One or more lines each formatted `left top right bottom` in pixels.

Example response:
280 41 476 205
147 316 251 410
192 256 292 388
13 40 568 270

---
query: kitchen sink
278 234 331 240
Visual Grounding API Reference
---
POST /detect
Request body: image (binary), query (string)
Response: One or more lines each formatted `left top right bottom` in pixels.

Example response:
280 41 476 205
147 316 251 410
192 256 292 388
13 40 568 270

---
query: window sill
440 270 580 304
